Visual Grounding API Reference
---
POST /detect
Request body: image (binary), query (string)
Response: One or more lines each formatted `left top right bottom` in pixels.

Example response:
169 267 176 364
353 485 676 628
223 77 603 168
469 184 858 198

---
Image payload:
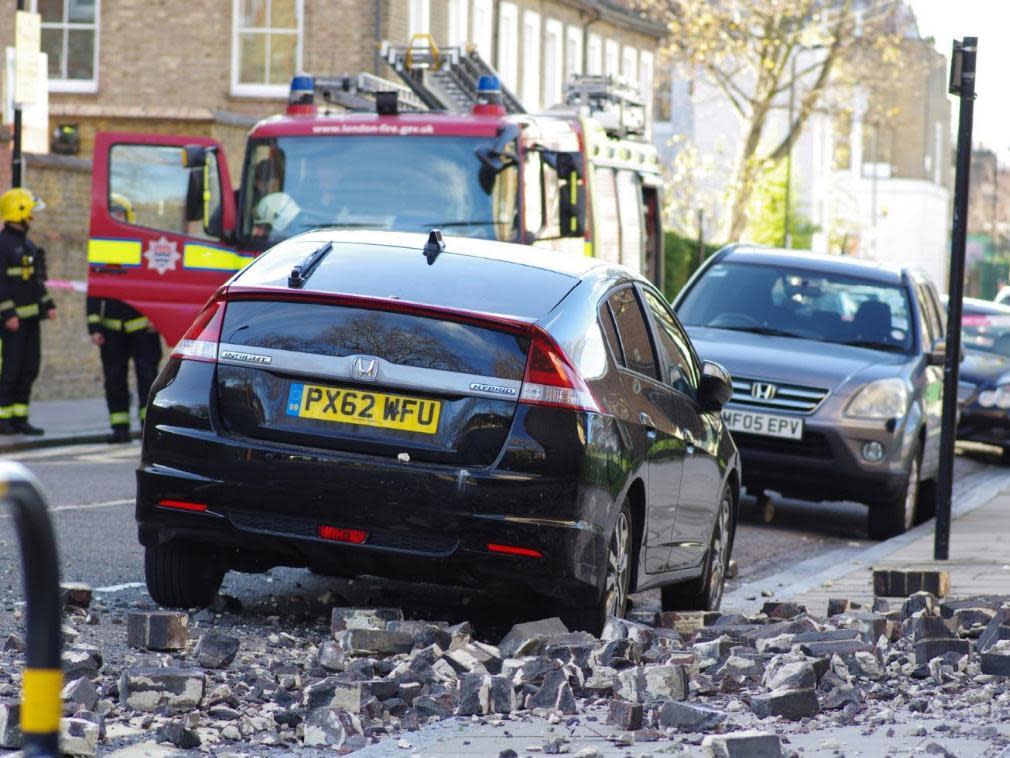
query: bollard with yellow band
0 463 62 757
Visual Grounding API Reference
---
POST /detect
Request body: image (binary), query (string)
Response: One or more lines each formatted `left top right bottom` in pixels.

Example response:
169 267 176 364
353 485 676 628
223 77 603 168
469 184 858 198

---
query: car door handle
639 412 657 438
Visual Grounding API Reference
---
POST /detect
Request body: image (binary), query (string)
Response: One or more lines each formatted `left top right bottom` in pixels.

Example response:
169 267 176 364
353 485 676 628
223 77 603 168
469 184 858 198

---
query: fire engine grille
228 511 459 556
730 377 829 413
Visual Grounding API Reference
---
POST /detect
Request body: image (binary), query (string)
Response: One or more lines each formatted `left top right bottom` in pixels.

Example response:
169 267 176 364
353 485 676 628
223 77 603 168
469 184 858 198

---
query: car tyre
562 500 633 635
867 446 920 540
660 485 734 612
145 541 225 609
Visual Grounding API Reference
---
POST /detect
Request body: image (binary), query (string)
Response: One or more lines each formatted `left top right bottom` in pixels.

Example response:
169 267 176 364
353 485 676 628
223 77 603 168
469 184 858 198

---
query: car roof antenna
423 229 445 265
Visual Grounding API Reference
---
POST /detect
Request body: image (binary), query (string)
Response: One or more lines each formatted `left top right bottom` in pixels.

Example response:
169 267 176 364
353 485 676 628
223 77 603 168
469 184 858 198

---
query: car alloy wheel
902 455 920 531
603 509 631 618
706 493 732 610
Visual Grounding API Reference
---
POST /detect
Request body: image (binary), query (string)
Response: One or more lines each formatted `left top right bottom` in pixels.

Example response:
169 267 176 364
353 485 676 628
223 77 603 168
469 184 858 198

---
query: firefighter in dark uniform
87 193 163 443
0 188 56 435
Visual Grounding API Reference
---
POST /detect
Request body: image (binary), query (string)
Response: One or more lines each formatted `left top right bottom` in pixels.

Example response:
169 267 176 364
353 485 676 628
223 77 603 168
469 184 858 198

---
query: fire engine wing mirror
475 123 521 174
555 151 585 238
182 145 209 169
183 145 223 237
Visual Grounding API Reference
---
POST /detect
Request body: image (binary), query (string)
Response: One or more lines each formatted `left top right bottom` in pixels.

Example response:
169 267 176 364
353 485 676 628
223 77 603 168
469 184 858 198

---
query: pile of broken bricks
2 586 1010 756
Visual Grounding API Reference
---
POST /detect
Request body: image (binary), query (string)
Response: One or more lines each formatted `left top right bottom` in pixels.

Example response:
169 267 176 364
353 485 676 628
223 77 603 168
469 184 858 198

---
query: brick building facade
0 0 664 401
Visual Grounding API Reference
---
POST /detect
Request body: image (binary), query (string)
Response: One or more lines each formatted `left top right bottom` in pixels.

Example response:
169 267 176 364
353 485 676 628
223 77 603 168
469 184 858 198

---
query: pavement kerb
723 465 1010 614
0 430 141 455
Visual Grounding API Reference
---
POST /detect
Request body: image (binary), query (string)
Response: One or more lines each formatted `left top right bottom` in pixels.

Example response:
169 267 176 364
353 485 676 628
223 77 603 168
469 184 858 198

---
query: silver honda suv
674 245 946 539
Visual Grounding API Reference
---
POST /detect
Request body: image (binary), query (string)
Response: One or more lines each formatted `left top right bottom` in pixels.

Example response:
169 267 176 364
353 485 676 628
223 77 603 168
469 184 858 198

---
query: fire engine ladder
380 35 526 114
563 74 646 139
314 73 429 112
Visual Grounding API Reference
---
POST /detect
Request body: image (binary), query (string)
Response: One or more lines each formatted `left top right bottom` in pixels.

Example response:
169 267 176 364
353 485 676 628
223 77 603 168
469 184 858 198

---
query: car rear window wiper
288 241 333 288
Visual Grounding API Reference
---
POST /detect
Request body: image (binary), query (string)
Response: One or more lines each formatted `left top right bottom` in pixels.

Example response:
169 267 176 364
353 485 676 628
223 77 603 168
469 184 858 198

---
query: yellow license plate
286 382 442 435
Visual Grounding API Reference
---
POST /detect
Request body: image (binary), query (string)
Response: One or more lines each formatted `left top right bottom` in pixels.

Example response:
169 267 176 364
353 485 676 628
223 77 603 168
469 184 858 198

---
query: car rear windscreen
221 300 530 380
236 240 578 321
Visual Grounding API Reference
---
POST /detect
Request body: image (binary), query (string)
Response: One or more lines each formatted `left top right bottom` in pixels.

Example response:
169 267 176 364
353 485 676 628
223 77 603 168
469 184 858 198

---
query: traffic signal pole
935 37 977 560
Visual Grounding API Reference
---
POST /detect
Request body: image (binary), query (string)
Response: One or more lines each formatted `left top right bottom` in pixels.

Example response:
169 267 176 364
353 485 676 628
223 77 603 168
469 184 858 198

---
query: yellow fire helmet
0 187 45 224
109 192 137 224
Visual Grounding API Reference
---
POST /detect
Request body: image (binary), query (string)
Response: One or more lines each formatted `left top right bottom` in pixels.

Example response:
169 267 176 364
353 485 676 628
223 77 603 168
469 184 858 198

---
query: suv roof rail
381 36 525 114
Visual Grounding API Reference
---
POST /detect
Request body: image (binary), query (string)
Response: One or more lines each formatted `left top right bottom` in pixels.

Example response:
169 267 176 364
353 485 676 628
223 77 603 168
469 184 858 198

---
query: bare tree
644 0 908 240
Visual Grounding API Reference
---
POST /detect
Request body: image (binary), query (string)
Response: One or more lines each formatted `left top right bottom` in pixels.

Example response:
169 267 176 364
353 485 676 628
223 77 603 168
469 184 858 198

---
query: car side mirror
928 338 964 366
698 361 732 412
555 151 585 238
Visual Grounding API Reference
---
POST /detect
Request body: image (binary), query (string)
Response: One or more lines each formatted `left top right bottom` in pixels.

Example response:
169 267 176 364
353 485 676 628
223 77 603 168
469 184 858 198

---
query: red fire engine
87 40 664 344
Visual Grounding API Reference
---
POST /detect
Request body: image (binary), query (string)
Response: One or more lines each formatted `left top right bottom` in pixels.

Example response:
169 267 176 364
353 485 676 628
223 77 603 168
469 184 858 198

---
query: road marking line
0 498 132 519
93 582 145 593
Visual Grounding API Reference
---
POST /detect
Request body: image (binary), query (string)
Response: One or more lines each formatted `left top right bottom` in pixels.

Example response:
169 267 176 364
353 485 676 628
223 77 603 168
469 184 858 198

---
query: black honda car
138 231 739 631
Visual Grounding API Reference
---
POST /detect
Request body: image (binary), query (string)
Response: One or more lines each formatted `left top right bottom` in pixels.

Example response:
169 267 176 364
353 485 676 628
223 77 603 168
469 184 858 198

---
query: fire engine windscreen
241 136 519 248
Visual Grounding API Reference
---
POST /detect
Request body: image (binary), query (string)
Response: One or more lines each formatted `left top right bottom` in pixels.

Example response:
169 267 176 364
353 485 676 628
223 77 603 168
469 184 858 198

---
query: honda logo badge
351 357 379 381
751 382 777 400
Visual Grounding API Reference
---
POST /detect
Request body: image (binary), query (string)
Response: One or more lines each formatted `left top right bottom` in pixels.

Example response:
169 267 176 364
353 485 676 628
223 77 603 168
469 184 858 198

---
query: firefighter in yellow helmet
85 191 162 443
0 188 56 435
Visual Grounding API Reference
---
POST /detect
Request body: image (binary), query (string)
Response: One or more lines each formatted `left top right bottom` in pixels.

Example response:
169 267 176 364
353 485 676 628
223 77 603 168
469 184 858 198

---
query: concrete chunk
914 638 971 665
61 677 99 711
616 664 688 703
302 707 362 748
457 673 491 716
126 611 189 651
337 628 414 657
980 651 1010 677
703 731 782 758
749 688 819 720
59 717 99 757
193 630 240 668
60 582 93 610
657 700 726 731
762 659 816 692
0 702 21 749
606 699 643 730
498 617 570 658
118 667 205 712
330 607 403 633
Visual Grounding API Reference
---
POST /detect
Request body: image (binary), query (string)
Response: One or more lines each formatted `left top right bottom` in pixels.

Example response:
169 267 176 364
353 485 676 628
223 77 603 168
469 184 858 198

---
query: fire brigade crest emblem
144 236 181 275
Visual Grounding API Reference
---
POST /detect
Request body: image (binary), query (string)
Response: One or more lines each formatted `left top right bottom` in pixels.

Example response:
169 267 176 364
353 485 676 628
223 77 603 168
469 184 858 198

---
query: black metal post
935 37 977 561
783 54 796 248
11 0 26 187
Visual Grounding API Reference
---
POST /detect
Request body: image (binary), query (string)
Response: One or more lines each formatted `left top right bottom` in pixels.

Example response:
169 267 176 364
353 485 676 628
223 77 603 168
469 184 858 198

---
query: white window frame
447 0 469 46
604 38 620 78
32 0 101 93
543 19 563 109
522 11 542 112
408 0 431 39
587 33 603 76
231 0 305 98
639 50 654 117
565 25 582 81
472 0 493 59
497 2 519 93
622 46 638 84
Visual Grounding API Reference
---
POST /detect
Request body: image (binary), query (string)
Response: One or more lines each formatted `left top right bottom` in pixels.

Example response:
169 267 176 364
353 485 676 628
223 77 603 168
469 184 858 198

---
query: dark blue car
952 297 1010 457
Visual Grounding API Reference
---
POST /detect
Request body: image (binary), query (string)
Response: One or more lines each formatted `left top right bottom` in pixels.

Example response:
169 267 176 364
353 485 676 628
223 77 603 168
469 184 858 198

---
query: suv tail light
520 327 600 412
170 297 225 363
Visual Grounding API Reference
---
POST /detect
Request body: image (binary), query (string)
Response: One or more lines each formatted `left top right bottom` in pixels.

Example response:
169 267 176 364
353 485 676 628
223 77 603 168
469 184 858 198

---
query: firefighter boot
0 419 15 435
108 425 131 444
12 419 44 436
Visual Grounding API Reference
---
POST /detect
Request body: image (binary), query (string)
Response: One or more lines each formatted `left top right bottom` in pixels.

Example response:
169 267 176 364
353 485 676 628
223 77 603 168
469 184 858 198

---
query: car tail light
170 298 225 363
317 525 368 544
158 499 208 512
519 327 600 412
487 543 543 558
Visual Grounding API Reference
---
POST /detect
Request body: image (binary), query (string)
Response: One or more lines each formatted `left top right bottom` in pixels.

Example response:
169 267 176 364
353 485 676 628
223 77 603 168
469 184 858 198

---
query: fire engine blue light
477 75 500 94
289 74 315 104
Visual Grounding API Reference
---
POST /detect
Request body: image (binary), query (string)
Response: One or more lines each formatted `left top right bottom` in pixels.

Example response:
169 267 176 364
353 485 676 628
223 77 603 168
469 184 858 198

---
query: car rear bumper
137 425 610 605
730 412 913 505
